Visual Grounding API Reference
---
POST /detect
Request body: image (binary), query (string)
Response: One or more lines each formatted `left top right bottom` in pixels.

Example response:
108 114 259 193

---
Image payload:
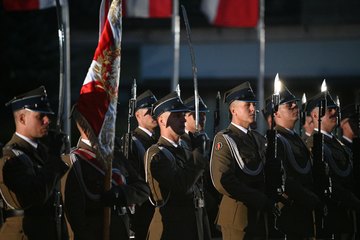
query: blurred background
1 0 360 144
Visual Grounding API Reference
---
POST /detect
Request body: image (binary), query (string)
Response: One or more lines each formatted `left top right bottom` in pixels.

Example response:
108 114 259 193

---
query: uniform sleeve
210 134 268 210
149 148 205 194
2 151 68 208
112 150 150 206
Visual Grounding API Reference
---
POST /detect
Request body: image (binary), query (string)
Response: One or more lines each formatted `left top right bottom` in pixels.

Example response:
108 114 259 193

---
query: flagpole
257 0 266 134
171 0 180 91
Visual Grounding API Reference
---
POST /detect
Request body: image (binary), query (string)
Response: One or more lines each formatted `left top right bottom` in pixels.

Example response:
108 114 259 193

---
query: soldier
64 117 150 240
307 92 360 240
127 90 158 240
144 92 211 240
339 104 360 240
339 104 358 149
301 113 314 143
210 82 274 240
182 95 221 238
0 86 70 240
270 84 320 239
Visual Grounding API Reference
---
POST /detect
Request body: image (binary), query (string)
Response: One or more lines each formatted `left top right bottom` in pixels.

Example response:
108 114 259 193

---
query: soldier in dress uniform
269 84 320 239
339 104 360 240
182 95 221 238
306 92 360 240
144 91 211 240
301 112 314 143
64 116 150 240
127 90 158 240
210 82 275 240
339 104 358 149
0 86 70 240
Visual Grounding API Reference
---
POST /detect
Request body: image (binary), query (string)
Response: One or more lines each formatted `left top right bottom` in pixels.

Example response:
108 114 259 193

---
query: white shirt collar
138 126 153 137
314 128 333 138
15 132 38 149
162 136 179 148
342 136 352 143
231 122 249 134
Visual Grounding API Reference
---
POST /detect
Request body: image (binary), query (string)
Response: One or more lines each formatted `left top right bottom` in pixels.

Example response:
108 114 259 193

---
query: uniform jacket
130 127 157 179
64 140 150 240
210 124 268 237
129 127 157 240
273 126 320 237
0 134 69 240
307 133 360 234
145 136 210 240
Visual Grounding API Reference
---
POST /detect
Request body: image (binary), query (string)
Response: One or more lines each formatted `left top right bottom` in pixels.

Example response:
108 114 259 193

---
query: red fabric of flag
3 0 57 11
202 0 259 28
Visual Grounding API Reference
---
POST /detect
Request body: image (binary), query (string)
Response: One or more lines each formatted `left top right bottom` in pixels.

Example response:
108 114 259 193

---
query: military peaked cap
152 92 189 118
183 95 209 112
224 82 257 104
341 104 358 121
279 86 299 105
305 92 337 113
135 90 157 111
5 86 54 114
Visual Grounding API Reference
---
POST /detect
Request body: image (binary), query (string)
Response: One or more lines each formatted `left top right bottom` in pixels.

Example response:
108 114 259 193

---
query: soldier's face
166 112 186 136
322 107 338 132
230 101 256 128
277 101 299 122
185 112 206 132
22 110 50 139
136 108 158 131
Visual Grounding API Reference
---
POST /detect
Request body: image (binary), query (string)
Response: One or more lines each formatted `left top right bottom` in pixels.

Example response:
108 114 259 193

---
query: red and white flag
124 0 172 18
3 0 61 11
201 0 259 27
73 0 122 168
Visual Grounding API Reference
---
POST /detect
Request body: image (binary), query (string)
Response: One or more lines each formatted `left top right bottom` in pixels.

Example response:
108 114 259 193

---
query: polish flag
3 0 61 11
201 0 259 27
124 0 172 18
72 0 122 167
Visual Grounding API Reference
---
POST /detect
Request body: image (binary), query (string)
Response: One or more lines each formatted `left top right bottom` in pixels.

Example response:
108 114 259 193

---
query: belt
4 209 24 218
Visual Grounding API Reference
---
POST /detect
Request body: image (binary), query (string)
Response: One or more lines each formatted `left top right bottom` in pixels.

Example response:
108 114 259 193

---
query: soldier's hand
47 129 70 156
101 186 126 207
266 199 282 217
189 132 207 154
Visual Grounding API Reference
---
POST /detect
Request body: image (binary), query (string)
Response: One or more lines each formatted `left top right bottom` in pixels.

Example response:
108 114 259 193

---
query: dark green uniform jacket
145 136 210 240
1 134 69 240
129 127 157 240
210 124 269 238
308 133 360 235
64 140 150 240
274 126 320 237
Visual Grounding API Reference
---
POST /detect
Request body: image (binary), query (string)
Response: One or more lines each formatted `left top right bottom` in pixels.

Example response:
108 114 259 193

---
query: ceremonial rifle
299 93 307 137
312 80 332 227
265 73 284 209
122 79 137 160
213 91 221 136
